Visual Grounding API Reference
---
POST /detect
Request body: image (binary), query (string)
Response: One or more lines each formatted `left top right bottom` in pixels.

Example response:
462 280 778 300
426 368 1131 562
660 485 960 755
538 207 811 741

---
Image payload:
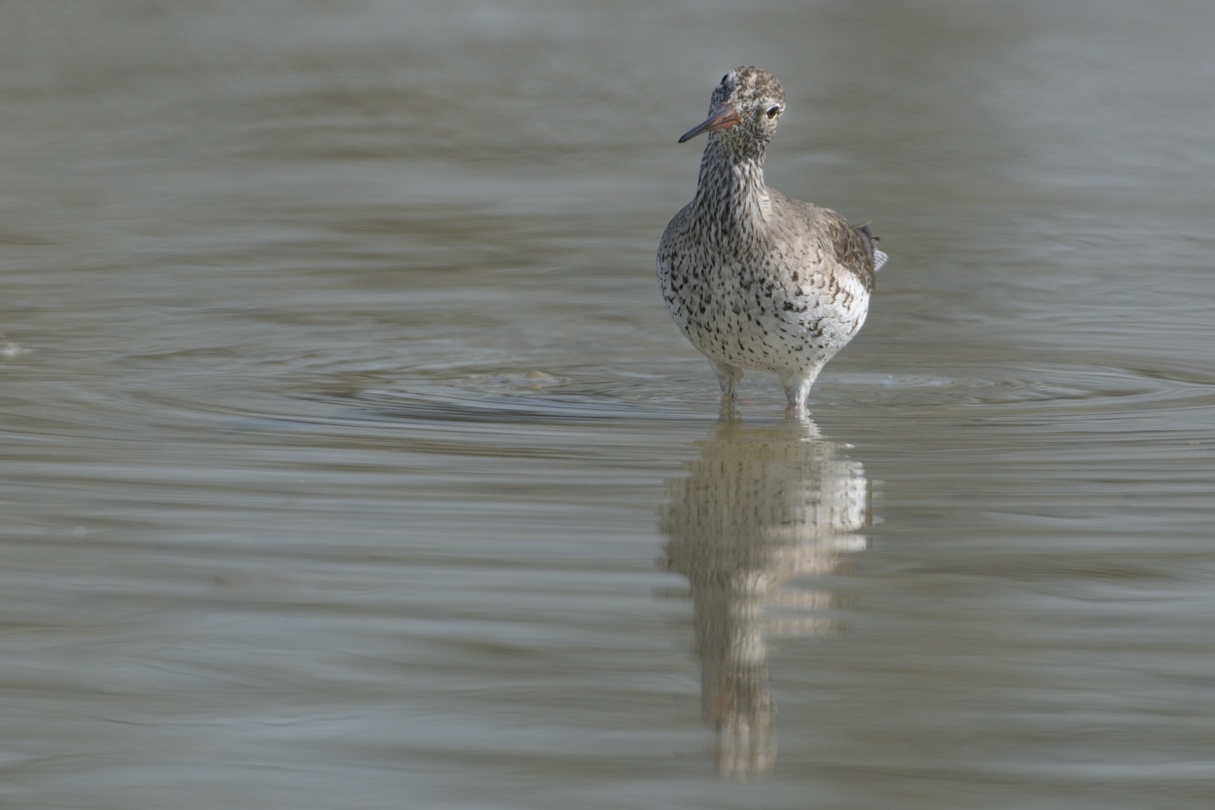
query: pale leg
780 368 821 417
711 360 743 403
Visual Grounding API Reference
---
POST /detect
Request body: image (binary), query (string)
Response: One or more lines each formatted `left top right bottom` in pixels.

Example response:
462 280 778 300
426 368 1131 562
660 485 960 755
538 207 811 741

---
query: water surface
2 2 1214 808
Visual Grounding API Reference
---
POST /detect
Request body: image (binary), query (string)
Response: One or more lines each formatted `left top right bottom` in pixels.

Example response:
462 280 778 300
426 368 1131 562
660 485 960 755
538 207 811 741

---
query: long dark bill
677 104 740 143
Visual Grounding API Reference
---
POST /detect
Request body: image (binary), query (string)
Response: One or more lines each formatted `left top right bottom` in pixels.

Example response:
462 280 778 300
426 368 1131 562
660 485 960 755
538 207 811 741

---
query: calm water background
3 2 1214 808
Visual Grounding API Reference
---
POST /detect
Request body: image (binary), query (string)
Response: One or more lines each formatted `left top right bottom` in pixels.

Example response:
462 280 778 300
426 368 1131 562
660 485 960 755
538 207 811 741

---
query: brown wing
819 212 879 293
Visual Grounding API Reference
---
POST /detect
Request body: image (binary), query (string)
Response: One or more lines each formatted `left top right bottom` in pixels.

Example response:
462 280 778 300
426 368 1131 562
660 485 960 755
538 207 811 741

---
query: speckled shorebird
658 66 887 414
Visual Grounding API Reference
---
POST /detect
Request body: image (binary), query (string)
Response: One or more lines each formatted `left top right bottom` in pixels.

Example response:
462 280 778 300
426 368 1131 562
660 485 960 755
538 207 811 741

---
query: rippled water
3 2 1214 808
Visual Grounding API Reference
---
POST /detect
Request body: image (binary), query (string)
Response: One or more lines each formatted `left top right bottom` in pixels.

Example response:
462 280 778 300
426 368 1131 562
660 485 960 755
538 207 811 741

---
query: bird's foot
718 395 742 422
783 401 810 422
712 362 743 402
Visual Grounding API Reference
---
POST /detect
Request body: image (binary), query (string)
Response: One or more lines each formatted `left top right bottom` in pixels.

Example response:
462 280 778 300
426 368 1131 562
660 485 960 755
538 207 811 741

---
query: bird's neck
693 138 772 240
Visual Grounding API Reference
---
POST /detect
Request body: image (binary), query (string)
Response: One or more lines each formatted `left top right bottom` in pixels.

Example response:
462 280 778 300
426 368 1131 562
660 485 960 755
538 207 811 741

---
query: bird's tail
857 223 889 271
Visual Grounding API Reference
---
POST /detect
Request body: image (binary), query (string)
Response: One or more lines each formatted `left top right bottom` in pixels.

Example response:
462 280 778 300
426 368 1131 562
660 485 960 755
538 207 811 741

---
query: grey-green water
3 2 1214 808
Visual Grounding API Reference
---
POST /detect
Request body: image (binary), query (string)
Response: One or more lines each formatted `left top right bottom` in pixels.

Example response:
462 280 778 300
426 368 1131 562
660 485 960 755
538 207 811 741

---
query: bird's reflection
659 412 870 778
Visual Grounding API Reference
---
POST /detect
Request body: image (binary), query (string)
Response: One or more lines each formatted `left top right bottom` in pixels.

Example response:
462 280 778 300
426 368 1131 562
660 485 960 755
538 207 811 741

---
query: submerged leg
780 371 816 417
711 360 743 403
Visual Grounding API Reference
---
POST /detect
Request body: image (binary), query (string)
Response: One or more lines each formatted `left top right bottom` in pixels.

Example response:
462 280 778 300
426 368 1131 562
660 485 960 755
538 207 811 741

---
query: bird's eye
766 105 781 119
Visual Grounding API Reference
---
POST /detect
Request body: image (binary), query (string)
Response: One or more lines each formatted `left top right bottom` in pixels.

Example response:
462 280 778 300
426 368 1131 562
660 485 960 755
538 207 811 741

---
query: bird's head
678 66 786 157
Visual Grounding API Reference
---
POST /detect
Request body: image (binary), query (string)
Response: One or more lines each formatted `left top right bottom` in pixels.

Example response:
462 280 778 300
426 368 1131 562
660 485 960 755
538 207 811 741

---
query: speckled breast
658 246 869 375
